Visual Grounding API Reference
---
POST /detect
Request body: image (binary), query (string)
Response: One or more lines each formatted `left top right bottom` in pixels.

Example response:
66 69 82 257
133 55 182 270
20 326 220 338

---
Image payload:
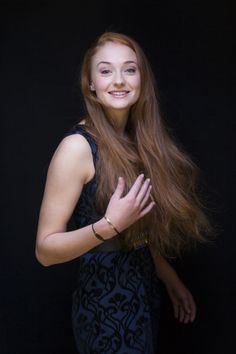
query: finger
190 311 196 322
179 306 185 322
189 300 197 322
139 201 155 218
183 313 191 324
182 298 192 316
185 294 197 322
113 177 125 198
173 303 179 319
136 178 151 205
139 185 152 209
181 296 194 323
126 174 144 198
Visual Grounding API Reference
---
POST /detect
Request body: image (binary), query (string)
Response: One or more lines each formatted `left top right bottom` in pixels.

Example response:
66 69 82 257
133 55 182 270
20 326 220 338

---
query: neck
104 108 129 135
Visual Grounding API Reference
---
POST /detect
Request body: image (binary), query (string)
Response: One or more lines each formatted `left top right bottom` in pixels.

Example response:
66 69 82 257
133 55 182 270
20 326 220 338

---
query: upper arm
35 134 94 249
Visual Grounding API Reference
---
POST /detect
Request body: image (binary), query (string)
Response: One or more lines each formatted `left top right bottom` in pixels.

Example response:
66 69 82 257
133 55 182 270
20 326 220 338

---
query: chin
109 105 131 111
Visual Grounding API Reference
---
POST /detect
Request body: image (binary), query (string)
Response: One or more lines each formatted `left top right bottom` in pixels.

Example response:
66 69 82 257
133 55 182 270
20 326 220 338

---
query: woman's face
90 41 141 116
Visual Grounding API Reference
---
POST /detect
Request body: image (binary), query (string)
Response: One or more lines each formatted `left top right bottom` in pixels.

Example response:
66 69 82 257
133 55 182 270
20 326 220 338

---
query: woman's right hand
104 174 155 233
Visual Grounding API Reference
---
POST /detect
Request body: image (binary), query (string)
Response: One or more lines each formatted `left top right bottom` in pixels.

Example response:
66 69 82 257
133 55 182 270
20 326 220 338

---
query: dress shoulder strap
64 124 98 165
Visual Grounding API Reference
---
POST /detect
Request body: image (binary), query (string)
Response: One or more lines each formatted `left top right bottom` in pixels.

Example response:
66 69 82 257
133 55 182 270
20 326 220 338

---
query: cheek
91 71 107 90
133 79 141 100
95 79 110 91
131 76 141 90
133 79 141 96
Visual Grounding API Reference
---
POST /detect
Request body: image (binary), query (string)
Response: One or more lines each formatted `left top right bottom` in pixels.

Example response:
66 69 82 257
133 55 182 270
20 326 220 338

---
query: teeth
109 91 129 96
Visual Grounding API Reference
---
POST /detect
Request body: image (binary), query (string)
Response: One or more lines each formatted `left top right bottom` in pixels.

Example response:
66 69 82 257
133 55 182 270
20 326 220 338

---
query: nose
114 70 125 86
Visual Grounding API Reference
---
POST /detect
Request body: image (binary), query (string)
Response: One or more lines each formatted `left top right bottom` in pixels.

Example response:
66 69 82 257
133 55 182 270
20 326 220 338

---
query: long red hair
78 31 215 259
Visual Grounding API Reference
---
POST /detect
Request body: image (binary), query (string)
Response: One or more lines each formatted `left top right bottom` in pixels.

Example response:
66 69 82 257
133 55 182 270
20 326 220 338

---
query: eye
100 69 111 75
125 67 136 74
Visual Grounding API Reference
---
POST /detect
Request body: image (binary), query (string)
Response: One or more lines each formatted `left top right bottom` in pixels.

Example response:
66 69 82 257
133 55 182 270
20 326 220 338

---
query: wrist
94 217 117 240
150 249 179 285
162 270 179 287
104 215 121 235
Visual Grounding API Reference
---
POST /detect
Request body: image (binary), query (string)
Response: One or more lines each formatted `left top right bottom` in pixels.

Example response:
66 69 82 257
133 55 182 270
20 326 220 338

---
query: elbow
35 246 53 267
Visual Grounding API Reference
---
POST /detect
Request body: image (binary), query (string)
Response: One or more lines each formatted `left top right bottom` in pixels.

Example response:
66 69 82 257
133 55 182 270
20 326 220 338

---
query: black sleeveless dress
64 124 162 354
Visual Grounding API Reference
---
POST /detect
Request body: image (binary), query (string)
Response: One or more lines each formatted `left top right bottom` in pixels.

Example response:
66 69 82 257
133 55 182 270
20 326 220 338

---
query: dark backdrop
1 1 235 354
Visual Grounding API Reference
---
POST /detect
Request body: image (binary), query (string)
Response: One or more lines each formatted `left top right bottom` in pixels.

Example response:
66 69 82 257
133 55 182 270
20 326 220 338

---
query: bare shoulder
58 133 91 155
49 132 95 184
35 131 95 248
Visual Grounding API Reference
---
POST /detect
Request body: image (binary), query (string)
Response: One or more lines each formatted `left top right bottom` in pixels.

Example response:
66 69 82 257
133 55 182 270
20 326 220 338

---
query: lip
108 90 130 98
108 90 130 93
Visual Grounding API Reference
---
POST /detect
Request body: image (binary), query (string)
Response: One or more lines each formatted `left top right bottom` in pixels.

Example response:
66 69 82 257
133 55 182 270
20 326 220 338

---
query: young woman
35 31 213 353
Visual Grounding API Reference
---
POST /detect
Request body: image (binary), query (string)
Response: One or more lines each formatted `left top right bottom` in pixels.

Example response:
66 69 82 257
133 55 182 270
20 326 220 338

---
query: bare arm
149 246 178 284
35 134 155 267
35 134 116 267
149 246 197 323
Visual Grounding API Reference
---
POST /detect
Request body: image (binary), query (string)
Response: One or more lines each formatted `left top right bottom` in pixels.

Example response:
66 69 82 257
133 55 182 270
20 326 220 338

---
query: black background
1 1 235 353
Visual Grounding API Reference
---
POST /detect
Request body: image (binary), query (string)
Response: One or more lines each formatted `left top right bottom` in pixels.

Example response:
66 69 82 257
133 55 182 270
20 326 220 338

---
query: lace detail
72 248 161 354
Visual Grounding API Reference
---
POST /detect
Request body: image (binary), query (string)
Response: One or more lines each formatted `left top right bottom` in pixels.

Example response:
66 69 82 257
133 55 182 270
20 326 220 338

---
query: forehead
91 41 137 66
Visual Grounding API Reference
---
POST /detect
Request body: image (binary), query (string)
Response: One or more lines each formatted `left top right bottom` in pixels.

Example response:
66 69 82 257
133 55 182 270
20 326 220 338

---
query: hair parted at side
78 31 215 259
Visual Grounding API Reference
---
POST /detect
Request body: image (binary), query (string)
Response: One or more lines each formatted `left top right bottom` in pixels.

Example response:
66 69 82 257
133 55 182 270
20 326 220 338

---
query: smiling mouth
108 91 130 98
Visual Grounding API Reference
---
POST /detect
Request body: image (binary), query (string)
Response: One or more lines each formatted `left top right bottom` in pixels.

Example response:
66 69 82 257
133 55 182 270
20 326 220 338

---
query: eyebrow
96 60 137 67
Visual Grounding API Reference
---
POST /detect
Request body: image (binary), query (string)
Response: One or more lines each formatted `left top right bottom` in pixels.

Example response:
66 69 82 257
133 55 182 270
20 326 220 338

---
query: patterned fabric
64 124 162 354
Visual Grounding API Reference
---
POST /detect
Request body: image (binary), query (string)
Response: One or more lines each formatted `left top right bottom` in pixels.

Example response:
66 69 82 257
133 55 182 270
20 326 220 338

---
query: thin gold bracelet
104 215 121 235
91 223 106 242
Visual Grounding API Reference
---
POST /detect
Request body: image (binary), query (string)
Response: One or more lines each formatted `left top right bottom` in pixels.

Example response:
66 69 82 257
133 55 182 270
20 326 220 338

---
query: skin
90 41 141 133
35 41 196 324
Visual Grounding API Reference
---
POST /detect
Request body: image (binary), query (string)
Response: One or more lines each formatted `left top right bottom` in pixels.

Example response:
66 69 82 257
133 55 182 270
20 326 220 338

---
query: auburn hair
78 31 215 259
